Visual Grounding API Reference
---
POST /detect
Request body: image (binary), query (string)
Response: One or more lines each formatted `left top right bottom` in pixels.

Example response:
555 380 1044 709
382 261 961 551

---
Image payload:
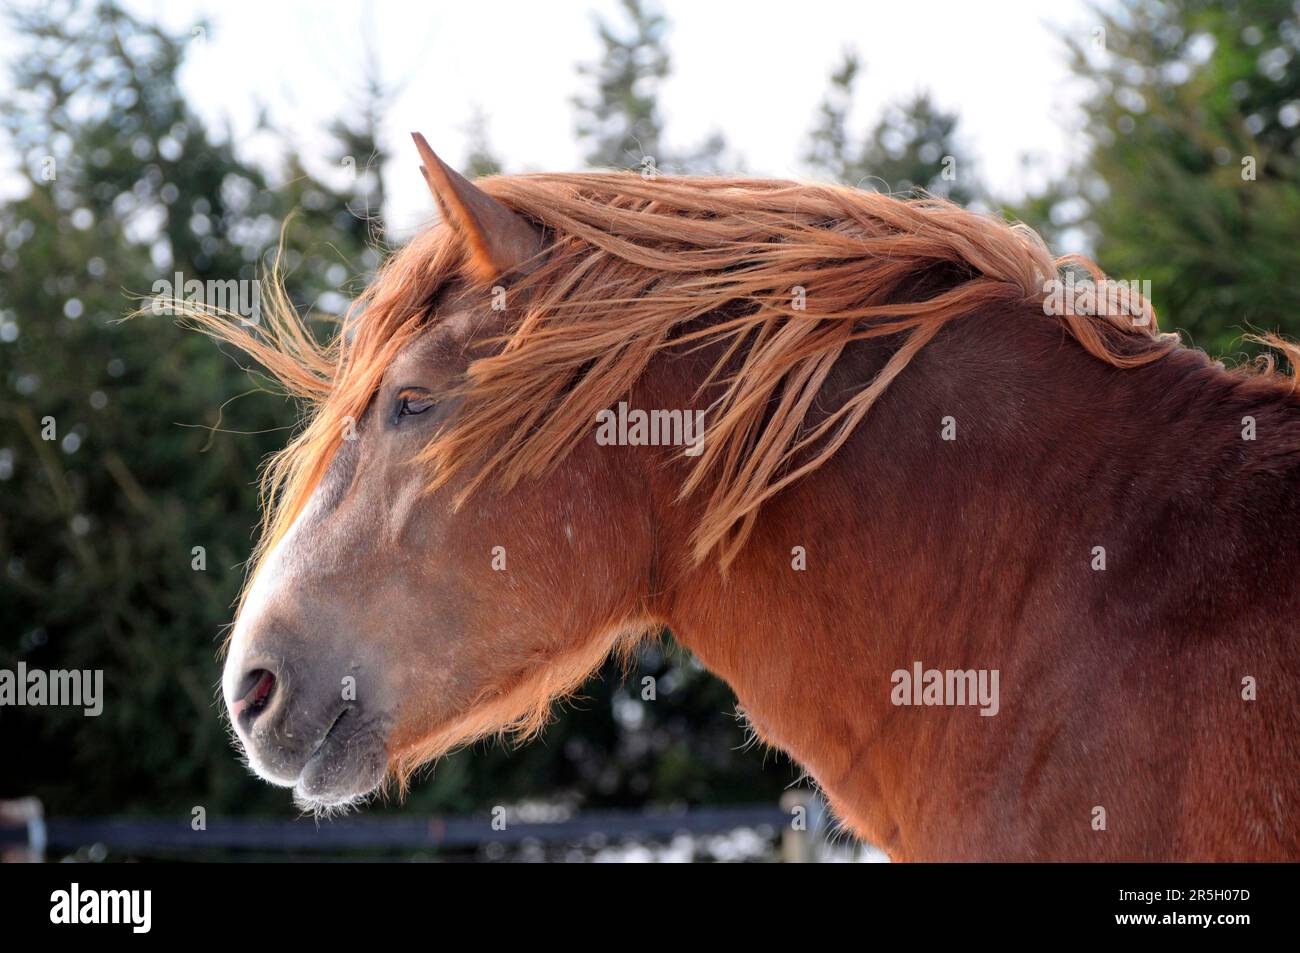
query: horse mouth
291 708 389 810
309 707 351 760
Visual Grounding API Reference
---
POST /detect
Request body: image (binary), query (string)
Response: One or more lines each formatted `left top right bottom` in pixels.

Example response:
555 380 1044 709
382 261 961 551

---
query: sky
2 0 1101 239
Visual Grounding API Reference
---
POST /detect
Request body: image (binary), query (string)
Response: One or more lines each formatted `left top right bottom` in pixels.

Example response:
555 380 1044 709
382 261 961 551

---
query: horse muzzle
224 651 391 809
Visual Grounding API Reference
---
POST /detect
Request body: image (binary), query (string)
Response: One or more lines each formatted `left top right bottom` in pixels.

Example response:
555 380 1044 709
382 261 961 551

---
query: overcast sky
4 0 1101 238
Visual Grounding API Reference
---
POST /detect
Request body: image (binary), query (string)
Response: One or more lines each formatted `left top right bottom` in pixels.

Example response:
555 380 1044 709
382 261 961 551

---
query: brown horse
189 133 1299 861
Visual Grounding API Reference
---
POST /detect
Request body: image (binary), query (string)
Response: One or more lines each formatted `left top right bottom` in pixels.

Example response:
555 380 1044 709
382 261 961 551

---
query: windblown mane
172 173 1297 600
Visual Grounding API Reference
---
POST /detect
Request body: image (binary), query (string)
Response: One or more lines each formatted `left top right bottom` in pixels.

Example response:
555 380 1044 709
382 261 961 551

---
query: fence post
0 797 46 863
779 789 826 862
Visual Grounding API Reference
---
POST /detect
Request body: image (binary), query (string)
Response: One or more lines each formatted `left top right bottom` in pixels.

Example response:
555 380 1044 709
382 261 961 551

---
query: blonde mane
177 172 1275 599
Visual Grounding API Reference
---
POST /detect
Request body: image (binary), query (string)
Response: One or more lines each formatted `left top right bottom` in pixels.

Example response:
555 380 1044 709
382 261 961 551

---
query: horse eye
396 392 436 418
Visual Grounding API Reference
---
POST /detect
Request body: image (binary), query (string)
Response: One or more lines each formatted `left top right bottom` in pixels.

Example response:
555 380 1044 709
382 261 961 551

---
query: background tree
573 0 731 173
1036 0 1300 356
462 106 503 178
324 57 391 257
806 51 977 205
573 0 669 170
0 0 380 815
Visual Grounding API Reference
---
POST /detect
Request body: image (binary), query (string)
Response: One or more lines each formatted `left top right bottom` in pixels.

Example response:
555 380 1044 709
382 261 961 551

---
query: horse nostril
231 668 277 730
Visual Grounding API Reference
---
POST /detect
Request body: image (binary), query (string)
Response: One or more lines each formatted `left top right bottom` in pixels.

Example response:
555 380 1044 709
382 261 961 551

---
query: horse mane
173 172 1300 602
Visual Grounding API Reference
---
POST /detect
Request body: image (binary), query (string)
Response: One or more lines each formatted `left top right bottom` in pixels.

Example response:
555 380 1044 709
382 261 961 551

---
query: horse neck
639 306 1300 857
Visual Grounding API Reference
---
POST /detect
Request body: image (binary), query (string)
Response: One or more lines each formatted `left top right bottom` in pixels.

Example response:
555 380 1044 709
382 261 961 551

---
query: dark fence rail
1 796 836 860
2 806 787 852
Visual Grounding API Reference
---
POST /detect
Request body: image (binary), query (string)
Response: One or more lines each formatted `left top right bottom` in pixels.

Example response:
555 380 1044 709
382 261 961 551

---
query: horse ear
411 132 541 284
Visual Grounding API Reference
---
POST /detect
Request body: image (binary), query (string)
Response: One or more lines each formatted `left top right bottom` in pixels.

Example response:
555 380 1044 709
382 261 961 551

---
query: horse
185 133 1299 861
